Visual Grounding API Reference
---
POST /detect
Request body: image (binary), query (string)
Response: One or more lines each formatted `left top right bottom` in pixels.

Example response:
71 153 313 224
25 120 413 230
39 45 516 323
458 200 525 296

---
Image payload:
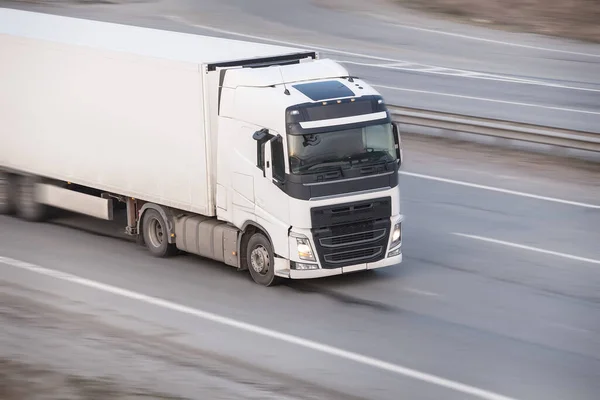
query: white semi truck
0 8 404 286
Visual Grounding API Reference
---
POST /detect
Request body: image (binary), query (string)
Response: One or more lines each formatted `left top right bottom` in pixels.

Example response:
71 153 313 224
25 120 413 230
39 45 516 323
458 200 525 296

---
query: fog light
292 262 319 270
388 247 401 257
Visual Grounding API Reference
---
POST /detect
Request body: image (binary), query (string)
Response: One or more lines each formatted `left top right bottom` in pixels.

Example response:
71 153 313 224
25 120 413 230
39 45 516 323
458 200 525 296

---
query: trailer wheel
246 232 281 286
142 208 176 257
15 175 48 222
0 171 16 215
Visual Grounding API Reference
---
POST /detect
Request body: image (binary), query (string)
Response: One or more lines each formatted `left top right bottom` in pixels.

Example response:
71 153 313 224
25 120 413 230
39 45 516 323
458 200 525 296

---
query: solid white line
399 171 600 209
341 62 600 93
452 233 600 265
166 15 403 63
390 24 600 58
403 287 442 297
546 322 592 334
340 61 543 83
167 15 600 93
0 255 518 400
375 85 600 115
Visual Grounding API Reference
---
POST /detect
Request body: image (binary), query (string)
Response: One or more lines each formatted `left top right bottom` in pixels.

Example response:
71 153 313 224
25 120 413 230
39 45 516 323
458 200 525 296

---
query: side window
271 135 285 182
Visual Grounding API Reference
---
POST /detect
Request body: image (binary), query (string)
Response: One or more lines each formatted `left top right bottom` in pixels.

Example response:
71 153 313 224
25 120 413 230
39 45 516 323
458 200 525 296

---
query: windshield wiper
298 159 348 174
344 150 392 165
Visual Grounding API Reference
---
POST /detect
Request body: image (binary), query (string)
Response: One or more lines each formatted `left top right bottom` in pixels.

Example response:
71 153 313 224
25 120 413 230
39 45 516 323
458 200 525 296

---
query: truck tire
15 175 48 222
246 232 281 286
0 171 16 215
142 208 176 258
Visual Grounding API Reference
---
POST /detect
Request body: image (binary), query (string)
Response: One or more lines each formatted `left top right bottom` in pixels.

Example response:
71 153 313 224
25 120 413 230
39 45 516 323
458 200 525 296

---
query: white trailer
0 8 404 286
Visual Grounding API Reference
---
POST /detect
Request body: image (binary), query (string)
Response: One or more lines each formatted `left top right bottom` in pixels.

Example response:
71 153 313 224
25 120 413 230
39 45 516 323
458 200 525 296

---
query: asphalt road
1 2 600 399
1 0 599 132
2 135 600 400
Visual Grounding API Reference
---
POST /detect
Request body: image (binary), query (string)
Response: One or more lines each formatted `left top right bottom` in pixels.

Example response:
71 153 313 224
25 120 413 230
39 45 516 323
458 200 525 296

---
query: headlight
296 237 316 261
390 222 402 249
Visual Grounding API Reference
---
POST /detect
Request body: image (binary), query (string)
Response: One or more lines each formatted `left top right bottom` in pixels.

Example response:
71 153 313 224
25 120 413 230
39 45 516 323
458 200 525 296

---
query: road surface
1 0 599 132
1 2 600 399
2 134 600 400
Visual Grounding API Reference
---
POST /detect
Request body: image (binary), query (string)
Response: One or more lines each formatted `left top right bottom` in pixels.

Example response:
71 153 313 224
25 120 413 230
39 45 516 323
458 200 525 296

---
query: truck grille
311 197 392 269
324 246 383 264
319 229 386 248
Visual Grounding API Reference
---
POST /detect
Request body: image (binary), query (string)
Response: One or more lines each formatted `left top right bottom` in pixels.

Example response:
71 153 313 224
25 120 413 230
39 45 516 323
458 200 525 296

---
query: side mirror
252 128 274 174
392 122 403 167
253 128 272 142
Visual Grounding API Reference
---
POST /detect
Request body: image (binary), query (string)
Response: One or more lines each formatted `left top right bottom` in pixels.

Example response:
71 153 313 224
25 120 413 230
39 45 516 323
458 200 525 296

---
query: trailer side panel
0 34 212 215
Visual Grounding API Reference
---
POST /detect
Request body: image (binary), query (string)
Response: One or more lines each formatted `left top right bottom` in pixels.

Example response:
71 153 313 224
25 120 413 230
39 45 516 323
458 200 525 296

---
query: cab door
252 129 291 258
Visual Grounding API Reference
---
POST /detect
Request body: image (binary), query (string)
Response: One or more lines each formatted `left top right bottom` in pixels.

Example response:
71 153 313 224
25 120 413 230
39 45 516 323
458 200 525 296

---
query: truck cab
215 59 403 284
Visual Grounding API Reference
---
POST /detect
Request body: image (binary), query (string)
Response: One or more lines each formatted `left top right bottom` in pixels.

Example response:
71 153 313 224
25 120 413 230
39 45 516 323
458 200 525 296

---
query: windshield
287 123 396 175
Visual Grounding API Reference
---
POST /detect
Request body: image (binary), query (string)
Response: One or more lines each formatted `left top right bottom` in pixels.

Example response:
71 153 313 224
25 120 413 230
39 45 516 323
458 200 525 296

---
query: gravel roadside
0 281 361 400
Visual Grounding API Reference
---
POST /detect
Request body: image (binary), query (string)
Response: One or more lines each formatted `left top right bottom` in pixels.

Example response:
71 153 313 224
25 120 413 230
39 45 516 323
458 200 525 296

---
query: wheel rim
147 217 164 248
250 245 270 275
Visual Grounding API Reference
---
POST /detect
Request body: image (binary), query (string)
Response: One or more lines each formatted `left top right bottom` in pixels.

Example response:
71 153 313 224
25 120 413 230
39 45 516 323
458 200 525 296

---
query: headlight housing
296 237 316 261
390 222 402 249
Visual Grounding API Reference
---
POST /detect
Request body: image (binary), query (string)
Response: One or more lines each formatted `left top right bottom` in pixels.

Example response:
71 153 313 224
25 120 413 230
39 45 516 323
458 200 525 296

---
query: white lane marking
376 85 600 115
0 256 518 400
340 61 544 83
403 287 441 297
453 233 600 265
399 171 600 209
341 61 600 93
546 322 592 334
166 15 599 93
166 15 404 62
390 23 600 58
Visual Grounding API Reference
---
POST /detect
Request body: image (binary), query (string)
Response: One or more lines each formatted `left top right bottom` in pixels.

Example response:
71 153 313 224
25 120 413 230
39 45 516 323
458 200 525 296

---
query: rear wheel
246 232 281 286
15 175 48 222
0 171 16 215
142 208 177 257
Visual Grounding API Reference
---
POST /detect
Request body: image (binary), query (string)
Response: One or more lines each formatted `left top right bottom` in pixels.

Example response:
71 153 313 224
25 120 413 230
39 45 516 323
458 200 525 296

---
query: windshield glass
288 123 396 175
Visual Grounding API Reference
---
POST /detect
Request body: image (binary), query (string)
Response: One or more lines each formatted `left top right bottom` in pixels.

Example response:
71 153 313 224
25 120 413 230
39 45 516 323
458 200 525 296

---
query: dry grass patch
396 0 600 43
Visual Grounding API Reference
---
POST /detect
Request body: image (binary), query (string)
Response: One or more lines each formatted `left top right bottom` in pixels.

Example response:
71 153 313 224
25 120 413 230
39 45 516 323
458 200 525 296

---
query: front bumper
280 212 403 280
286 250 402 280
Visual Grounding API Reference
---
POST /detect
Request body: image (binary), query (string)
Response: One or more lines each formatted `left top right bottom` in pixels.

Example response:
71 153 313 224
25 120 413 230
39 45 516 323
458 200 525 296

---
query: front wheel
246 233 281 287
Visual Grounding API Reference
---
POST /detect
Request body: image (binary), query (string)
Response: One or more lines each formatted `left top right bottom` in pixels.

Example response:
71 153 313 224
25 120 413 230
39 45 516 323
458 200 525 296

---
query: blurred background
397 0 600 43
1 1 599 399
